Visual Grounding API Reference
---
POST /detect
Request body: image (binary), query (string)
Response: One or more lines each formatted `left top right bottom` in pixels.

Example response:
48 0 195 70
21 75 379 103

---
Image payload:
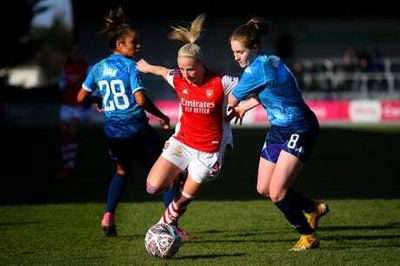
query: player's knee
146 181 161 195
269 190 286 203
256 185 269 197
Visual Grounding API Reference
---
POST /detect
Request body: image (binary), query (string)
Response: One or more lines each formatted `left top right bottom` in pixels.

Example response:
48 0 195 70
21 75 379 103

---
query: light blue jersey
83 54 149 138
233 53 316 128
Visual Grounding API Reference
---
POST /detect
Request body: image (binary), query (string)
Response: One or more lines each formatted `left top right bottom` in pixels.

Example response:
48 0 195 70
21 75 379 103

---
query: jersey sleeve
82 63 97 92
131 64 145 94
221 75 238 95
232 57 274 100
166 69 179 89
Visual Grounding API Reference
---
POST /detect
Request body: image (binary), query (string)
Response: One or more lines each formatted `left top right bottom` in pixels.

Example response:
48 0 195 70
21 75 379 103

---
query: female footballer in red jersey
137 14 238 237
56 44 90 180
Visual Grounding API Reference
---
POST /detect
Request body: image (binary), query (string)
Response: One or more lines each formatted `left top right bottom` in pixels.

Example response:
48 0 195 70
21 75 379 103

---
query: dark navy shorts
260 124 319 164
107 127 162 171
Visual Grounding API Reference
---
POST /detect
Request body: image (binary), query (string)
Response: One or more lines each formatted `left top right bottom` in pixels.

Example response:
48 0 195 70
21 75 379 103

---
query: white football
144 223 181 259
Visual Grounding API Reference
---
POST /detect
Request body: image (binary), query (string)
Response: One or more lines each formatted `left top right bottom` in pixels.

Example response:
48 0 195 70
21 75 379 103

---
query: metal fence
292 57 400 100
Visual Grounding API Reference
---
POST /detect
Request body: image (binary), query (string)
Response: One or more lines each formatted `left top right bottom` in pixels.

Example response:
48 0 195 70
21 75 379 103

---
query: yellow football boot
290 233 320 251
304 201 329 230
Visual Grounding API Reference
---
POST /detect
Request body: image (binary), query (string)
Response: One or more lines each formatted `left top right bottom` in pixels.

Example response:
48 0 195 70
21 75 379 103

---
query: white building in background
2 0 73 89
7 65 47 89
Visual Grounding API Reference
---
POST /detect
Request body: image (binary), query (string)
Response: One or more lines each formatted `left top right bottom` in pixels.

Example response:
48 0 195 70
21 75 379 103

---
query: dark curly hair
101 7 136 49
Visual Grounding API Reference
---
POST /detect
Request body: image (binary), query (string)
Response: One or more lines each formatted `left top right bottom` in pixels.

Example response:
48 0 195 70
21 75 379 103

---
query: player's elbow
76 89 87 103
256 185 270 198
136 97 146 107
134 92 147 107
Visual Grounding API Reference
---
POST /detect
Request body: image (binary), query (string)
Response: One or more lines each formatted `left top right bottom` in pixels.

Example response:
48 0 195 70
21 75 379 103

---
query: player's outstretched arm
137 59 170 81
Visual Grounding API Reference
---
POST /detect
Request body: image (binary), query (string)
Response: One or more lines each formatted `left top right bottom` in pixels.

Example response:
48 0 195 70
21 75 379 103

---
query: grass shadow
1 126 400 204
175 252 246 260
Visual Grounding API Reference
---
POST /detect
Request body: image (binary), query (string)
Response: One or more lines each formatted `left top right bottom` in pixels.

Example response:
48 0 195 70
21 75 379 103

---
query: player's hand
93 97 103 112
225 106 245 125
159 115 170 130
225 105 236 122
137 59 150 73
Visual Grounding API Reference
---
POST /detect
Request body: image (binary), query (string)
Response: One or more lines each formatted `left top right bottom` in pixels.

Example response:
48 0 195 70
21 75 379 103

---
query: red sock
160 193 192 224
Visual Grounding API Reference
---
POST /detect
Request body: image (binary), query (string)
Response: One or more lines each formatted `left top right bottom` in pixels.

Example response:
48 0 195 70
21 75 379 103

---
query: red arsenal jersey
167 70 237 152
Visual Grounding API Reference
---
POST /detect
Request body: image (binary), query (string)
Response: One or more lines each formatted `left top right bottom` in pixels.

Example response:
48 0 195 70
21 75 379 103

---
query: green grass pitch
1 125 399 265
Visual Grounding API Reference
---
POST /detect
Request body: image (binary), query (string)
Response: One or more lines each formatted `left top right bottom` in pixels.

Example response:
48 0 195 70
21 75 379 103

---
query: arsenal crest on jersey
206 89 214 98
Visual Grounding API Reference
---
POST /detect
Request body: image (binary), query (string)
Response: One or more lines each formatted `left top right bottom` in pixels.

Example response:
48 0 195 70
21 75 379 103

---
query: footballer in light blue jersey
83 54 149 138
228 18 328 251
76 8 174 238
232 53 318 129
